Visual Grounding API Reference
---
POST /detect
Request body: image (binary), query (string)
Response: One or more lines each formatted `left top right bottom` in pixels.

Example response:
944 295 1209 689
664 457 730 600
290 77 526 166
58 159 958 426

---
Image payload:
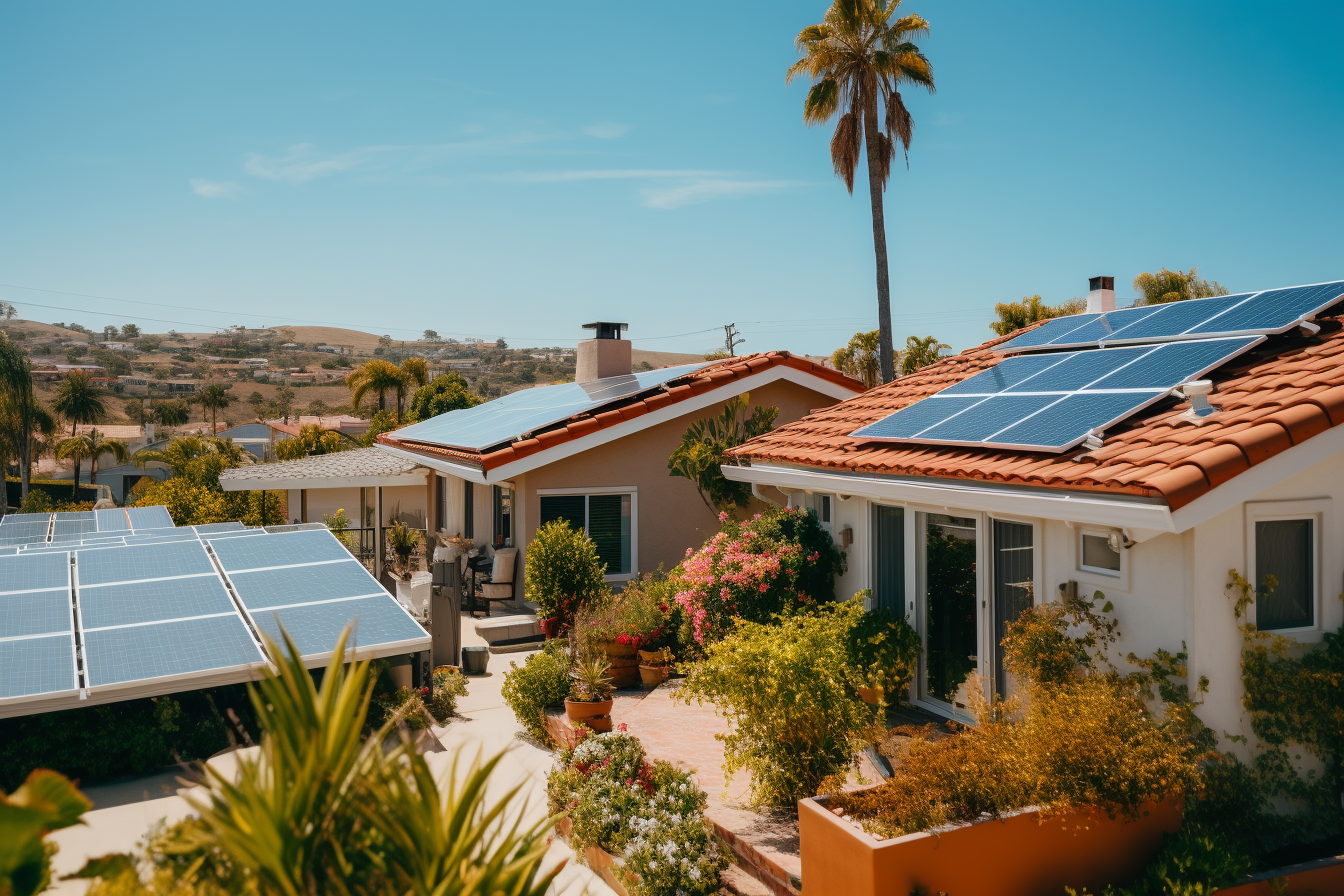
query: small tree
898 334 949 375
523 520 608 625
668 394 778 513
991 294 1085 337
406 372 481 421
1134 266 1229 305
831 330 885 388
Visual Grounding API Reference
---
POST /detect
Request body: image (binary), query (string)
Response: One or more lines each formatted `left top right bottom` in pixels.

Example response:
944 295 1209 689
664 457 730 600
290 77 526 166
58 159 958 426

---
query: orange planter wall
798 794 1182 896
1217 856 1344 896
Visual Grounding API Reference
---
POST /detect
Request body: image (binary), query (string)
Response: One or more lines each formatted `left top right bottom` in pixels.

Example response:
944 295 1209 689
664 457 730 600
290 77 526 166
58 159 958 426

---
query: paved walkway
45 613 610 896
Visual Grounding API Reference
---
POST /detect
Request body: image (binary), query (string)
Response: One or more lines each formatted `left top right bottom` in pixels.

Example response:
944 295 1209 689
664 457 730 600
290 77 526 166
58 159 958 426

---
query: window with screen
538 492 632 576
1080 531 1121 576
1255 519 1314 631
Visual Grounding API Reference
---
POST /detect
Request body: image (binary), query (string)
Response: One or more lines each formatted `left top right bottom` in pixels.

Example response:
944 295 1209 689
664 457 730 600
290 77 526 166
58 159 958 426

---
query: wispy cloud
582 122 631 139
494 169 723 183
244 143 369 182
190 178 242 198
640 178 796 209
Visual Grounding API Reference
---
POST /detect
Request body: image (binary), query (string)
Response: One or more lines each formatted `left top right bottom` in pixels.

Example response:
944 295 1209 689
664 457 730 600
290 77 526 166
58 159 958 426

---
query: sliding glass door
991 520 1034 698
920 513 980 711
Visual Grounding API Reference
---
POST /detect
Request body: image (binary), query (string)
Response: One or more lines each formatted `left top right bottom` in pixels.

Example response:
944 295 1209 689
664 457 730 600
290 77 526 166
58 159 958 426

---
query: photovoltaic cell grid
211 529 428 659
389 362 710 452
74 540 267 689
0 552 77 701
998 281 1344 353
851 337 1263 452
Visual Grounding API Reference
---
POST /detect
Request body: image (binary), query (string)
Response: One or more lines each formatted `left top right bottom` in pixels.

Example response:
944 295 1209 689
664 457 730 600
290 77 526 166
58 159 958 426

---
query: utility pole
722 324 745 358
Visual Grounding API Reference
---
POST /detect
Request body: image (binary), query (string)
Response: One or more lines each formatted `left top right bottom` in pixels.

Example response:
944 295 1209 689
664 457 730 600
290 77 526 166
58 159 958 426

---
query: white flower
688 867 702 881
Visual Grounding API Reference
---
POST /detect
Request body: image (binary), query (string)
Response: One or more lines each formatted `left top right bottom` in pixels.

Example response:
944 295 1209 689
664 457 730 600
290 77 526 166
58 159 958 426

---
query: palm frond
830 110 863 192
886 88 914 162
803 79 840 123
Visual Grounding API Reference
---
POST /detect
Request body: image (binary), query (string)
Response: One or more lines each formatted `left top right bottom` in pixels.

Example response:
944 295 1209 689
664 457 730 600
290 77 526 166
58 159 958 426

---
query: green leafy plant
523 520 608 625
0 769 92 896
426 666 468 723
677 601 880 806
500 642 572 742
667 394 778 512
574 573 677 655
385 520 421 579
845 596 919 702
570 651 613 703
16 488 53 514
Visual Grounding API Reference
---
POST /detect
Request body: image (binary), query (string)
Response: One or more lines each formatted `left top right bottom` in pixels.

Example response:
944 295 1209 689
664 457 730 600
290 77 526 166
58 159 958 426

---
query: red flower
616 722 628 732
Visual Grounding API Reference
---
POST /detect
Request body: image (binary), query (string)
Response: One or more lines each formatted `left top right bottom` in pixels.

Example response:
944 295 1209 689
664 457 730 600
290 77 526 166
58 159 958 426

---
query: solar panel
0 553 71 593
0 512 52 530
125 506 175 529
851 337 1263 452
389 362 710 452
209 528 353 571
999 280 1344 353
0 635 77 700
78 576 236 629
249 596 429 659
82 615 264 688
76 540 216 586
0 590 71 640
192 521 246 534
95 508 131 531
228 561 383 611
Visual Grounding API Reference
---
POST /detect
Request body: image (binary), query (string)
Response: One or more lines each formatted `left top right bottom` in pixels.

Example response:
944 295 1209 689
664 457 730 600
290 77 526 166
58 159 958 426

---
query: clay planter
799 791 1182 896
638 648 668 664
600 640 638 658
564 697 614 732
539 617 561 639
639 664 669 687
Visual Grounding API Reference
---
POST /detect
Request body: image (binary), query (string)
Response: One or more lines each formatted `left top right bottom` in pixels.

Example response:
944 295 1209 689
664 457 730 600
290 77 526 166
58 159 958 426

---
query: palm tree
395 357 429 423
134 435 255 489
274 424 357 461
0 337 57 501
830 330 884 388
346 360 407 418
898 334 949 375
150 399 191 427
197 382 235 432
57 429 130 485
788 0 935 384
52 370 107 438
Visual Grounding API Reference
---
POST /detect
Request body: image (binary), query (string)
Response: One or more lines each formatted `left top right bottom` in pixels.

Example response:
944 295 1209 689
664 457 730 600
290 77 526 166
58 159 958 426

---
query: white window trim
1076 525 1130 592
1244 498 1331 639
536 486 639 582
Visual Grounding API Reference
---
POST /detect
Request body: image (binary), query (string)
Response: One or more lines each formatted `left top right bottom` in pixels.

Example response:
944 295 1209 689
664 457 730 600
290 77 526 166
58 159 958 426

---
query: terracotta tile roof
729 317 1344 510
379 351 863 472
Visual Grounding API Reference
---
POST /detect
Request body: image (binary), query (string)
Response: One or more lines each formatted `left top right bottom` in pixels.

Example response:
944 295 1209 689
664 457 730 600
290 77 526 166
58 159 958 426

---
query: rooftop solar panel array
851 337 1263 452
997 280 1344 353
390 362 710 452
0 516 429 718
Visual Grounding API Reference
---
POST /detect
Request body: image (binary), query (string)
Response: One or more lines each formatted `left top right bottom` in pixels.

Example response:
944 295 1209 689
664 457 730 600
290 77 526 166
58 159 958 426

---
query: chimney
1086 276 1116 314
576 322 632 384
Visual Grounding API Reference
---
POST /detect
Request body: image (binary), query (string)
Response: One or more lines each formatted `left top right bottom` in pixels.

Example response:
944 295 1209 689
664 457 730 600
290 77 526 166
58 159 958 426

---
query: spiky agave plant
186 626 562 896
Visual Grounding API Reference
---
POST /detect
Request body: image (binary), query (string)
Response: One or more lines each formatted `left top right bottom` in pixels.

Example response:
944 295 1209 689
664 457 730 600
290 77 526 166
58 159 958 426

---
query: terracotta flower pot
608 664 640 689
638 649 669 664
638 664 669 688
600 640 639 659
565 697 614 732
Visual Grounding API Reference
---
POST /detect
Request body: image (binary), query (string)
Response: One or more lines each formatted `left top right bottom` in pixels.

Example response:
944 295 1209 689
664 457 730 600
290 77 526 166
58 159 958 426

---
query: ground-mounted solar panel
851 337 1263 452
124 505 175 530
82 615 265 689
998 280 1344 353
227 560 384 611
389 362 710 452
249 595 429 660
0 552 72 593
0 636 78 701
76 540 216 586
95 508 132 532
192 521 247 535
0 550 77 706
78 576 236 629
0 512 52 529
1 589 71 640
209 528 353 571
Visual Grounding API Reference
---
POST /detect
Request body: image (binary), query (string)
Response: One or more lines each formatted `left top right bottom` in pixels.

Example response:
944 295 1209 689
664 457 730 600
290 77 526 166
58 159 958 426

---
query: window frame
536 485 638 582
1244 499 1330 638
1076 525 1127 587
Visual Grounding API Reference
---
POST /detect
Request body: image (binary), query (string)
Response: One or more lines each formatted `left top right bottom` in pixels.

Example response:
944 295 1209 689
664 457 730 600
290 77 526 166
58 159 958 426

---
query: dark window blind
1256 519 1313 630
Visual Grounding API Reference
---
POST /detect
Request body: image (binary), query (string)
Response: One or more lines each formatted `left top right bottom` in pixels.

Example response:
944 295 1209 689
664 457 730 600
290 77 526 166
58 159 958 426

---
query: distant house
101 341 136 352
722 277 1344 746
221 323 864 598
241 358 269 369
94 436 170 504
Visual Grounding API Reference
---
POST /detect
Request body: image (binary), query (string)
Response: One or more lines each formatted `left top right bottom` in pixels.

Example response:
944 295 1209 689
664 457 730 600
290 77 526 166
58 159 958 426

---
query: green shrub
575 573 678 655
677 601 879 806
426 666 468 723
845 596 920 701
500 644 572 742
671 505 846 647
523 520 609 625
17 488 53 514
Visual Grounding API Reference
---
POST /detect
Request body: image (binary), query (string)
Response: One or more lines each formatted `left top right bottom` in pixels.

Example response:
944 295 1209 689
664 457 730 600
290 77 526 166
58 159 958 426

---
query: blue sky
2 1 1342 356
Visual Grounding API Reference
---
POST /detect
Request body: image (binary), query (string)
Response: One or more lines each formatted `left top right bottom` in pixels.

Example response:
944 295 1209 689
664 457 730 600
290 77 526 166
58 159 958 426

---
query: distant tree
275 424 357 460
1133 267 1228 306
307 398 330 416
51 371 107 484
407 373 482 422
58 429 130 484
831 330 885 388
495 338 508 350
197 382 235 431
274 385 296 423
120 323 141 339
422 329 440 342
898 334 950 375
102 325 118 341
152 399 191 427
990 295 1085 337
787 0 935 383
0 338 58 499
346 360 411 421
360 409 401 447
668 394 779 513
247 391 266 416
0 301 15 322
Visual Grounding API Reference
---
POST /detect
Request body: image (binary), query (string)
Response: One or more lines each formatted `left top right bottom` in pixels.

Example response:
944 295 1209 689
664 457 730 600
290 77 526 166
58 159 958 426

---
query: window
992 520 1034 697
1079 530 1122 576
492 485 512 547
463 481 474 540
1254 519 1314 631
436 475 448 532
816 494 832 527
538 491 634 577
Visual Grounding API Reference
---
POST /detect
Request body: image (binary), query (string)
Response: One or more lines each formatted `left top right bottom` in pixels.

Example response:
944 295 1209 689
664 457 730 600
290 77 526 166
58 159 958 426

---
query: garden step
472 614 541 644
721 863 774 896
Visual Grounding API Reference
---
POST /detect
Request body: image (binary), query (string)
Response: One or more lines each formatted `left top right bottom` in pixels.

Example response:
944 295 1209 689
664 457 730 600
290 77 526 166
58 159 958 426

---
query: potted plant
845 598 919 705
638 646 672 688
525 520 609 635
564 651 614 733
386 520 422 581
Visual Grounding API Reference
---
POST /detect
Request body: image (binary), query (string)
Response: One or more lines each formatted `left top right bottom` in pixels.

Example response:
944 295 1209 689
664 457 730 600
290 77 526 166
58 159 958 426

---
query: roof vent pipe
576 321 632 384
1086 276 1116 314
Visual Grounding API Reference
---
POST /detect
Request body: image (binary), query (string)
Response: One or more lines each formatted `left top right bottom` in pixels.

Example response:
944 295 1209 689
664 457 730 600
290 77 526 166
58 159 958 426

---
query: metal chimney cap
582 322 629 340
1089 276 1115 292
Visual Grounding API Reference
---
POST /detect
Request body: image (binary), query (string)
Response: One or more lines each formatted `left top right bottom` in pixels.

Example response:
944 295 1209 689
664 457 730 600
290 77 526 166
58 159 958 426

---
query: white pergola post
374 485 384 580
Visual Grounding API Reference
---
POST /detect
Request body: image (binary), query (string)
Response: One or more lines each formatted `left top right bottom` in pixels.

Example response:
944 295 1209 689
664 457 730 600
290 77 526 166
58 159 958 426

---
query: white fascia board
1170 419 1344 533
723 462 1177 536
219 470 427 492
477 367 860 483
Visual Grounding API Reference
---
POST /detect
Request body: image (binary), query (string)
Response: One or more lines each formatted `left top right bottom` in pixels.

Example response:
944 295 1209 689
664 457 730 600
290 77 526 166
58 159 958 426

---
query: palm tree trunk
72 457 81 488
863 99 896 384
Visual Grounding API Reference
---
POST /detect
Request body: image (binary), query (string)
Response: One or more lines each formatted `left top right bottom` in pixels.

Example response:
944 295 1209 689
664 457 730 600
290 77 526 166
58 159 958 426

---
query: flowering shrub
546 728 725 896
672 505 845 646
524 520 609 625
575 574 679 656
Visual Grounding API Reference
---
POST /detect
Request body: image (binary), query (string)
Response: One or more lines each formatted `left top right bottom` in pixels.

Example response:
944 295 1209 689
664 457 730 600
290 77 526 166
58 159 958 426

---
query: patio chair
472 547 518 618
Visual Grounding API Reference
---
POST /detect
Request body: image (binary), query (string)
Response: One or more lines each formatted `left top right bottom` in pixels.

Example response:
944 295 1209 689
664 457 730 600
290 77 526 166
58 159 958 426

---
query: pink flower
617 722 628 732
718 511 729 522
